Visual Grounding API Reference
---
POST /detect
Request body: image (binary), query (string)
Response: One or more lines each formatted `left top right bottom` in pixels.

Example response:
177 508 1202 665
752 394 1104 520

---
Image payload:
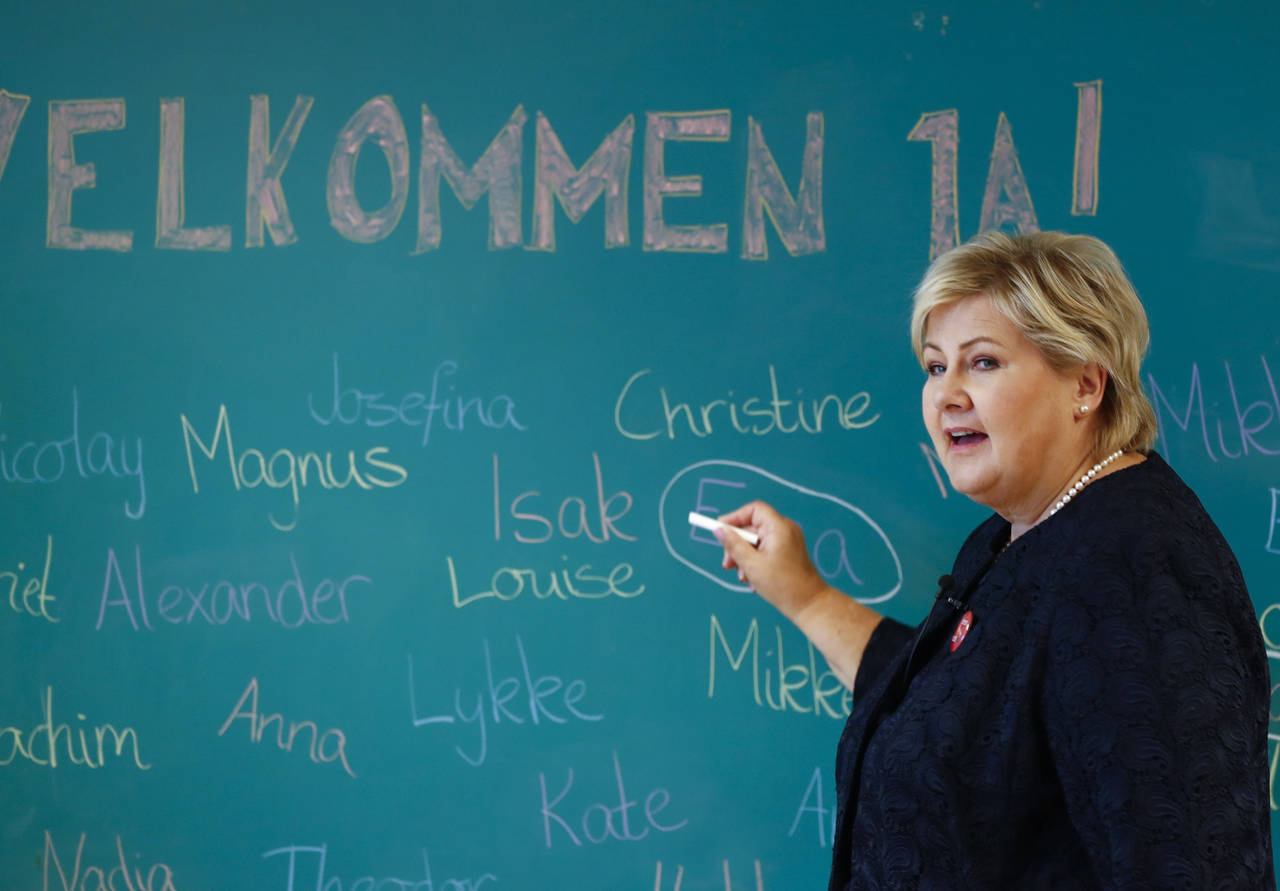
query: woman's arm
715 500 887 691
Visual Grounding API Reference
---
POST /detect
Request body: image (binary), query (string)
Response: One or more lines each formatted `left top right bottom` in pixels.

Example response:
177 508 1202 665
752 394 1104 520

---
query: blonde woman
716 232 1273 889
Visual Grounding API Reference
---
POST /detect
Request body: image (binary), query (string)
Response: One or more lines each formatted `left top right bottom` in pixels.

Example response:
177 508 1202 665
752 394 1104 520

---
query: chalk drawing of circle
658 459 902 603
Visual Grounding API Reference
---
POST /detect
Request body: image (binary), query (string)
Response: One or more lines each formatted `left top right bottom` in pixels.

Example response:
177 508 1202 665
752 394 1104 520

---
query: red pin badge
949 611 974 652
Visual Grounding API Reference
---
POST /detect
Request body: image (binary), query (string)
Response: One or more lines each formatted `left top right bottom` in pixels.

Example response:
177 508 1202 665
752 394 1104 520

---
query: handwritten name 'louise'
448 453 644 608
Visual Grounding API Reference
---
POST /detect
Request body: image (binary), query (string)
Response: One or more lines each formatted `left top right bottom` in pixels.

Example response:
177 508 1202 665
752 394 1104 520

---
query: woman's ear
1075 362 1107 411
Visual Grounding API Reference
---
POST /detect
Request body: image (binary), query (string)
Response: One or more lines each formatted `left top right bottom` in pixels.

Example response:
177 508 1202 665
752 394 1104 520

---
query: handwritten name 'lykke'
0 686 150 770
180 404 407 531
96 546 370 631
0 391 144 518
614 366 878 441
408 635 602 766
308 353 525 445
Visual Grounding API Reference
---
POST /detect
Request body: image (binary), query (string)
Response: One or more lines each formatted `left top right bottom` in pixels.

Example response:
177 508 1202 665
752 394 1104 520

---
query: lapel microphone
898 574 960 692
935 573 965 611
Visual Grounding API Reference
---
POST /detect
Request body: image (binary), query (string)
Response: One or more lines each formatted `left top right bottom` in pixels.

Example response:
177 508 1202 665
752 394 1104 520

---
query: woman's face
921 294 1094 525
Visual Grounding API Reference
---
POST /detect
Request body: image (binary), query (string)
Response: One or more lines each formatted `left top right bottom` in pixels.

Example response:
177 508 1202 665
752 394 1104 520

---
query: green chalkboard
3 0 1280 887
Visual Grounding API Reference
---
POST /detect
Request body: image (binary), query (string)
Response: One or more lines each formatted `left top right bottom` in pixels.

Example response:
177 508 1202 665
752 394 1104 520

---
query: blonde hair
911 230 1158 455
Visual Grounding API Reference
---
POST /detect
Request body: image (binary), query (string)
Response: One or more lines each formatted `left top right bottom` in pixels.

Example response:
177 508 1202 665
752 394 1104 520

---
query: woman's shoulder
1042 451 1255 630
1060 451 1231 556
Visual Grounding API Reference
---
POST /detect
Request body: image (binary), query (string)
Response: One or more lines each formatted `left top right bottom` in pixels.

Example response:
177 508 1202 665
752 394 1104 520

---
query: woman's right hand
715 500 829 622
714 500 886 692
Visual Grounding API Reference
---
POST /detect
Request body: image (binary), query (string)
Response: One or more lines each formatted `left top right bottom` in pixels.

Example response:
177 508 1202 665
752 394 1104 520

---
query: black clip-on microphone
898 574 959 692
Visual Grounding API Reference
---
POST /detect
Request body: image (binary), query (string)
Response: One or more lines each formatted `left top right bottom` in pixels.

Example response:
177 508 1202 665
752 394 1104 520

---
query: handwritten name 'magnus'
180 404 407 531
96 545 370 631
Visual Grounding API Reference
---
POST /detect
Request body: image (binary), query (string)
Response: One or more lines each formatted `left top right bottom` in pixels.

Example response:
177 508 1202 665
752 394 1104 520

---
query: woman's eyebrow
922 335 1004 352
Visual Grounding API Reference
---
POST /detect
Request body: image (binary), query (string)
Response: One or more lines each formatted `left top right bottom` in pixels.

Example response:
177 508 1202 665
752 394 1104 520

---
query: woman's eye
973 357 999 370
925 362 945 376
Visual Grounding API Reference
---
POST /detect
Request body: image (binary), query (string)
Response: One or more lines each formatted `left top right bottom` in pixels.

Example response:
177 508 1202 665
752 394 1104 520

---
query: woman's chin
943 471 994 505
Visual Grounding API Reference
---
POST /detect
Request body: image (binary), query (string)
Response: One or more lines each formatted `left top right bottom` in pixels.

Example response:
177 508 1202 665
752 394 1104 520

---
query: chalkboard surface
4 1 1280 887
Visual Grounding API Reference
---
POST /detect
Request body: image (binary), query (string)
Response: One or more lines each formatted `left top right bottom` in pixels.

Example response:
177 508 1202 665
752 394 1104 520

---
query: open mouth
947 429 988 448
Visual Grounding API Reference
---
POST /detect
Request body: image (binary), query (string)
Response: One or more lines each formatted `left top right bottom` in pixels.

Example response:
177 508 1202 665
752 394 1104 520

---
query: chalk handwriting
0 392 145 518
1258 603 1280 654
446 555 644 608
660 460 902 603
42 831 177 891
180 403 407 531
908 81 1102 259
978 112 1039 236
910 109 1035 258
1147 355 1280 463
615 367 878 441
492 452 635 543
407 635 602 767
1072 80 1102 216
538 750 687 847
307 354 525 444
6 91 826 256
0 90 30 187
96 546 369 631
1 686 150 769
1266 490 1280 555
158 97 231 250
919 441 950 498
708 615 851 718
530 112 633 251
1270 734 1280 812
47 100 133 251
653 860 766 891
4 534 58 622
1269 647 1280 812
788 767 836 847
218 677 356 778
328 95 411 244
906 109 959 261
262 843 496 891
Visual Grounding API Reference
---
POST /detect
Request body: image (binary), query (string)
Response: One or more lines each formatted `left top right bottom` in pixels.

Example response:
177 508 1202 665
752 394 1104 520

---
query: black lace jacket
829 452 1274 890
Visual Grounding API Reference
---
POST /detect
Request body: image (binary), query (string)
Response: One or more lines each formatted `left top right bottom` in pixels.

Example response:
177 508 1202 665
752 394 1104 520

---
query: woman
714 232 1274 889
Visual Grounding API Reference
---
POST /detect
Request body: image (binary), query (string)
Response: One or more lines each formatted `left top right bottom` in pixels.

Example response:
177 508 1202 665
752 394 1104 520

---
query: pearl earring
1079 405 1090 414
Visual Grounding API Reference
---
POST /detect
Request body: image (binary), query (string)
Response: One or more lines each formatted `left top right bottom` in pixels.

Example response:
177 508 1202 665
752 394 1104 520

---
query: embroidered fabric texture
828 452 1274 890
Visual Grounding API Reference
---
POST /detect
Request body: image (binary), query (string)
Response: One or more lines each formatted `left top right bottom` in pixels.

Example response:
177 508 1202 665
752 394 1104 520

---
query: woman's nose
932 369 970 411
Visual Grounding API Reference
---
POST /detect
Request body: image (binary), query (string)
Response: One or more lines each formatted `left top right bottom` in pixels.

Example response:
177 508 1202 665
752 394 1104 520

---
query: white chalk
688 511 760 546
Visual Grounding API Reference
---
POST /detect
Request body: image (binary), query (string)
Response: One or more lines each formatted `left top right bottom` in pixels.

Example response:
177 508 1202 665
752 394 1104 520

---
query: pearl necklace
1048 450 1124 517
